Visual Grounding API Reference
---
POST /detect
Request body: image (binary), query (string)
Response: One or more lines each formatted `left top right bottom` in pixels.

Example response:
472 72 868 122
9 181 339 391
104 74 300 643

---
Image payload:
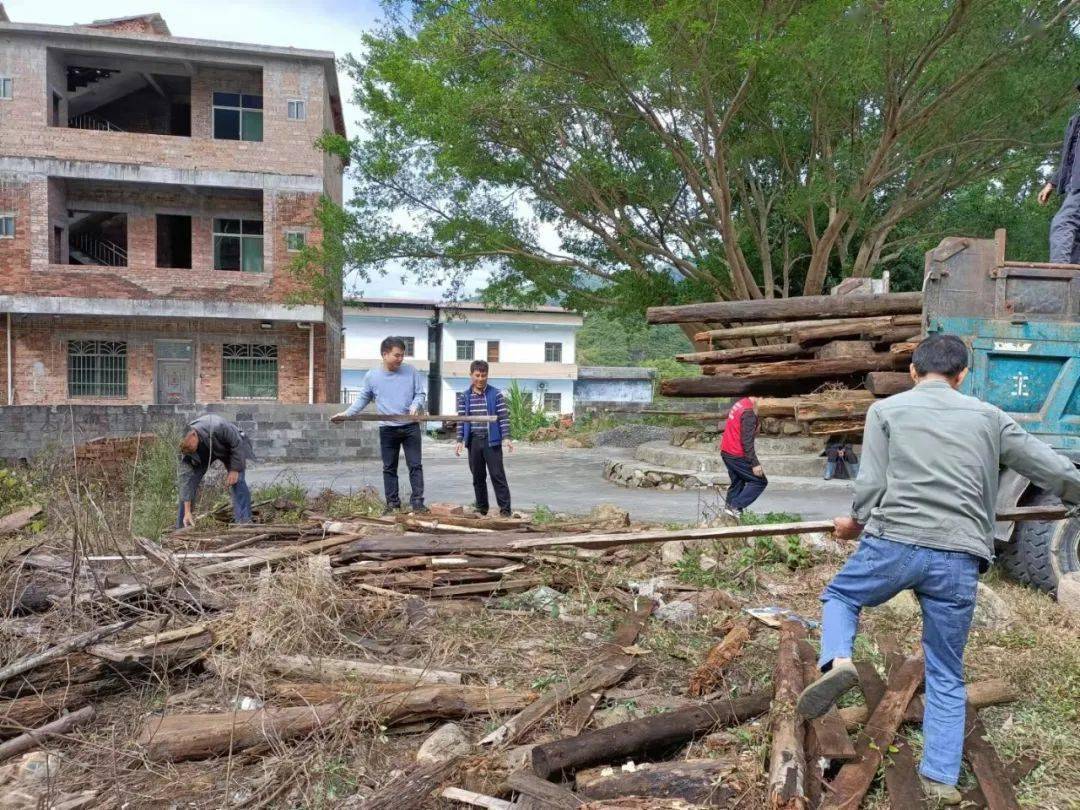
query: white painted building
341 299 583 415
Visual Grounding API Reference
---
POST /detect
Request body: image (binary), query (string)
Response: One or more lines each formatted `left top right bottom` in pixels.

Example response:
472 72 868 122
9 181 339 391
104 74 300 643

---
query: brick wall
0 403 378 463
7 315 331 405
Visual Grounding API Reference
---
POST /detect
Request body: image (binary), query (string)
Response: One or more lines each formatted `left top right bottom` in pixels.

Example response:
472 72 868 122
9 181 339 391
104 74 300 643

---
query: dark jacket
456 385 511 446
178 414 253 502
1053 113 1080 195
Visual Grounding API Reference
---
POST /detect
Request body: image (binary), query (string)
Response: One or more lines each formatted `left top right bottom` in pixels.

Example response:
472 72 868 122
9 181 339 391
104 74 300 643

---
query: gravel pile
593 424 673 448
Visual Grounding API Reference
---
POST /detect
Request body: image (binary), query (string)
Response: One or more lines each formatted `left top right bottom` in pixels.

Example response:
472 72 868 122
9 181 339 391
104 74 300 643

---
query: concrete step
604 456 854 492
681 435 826 455
635 440 824 478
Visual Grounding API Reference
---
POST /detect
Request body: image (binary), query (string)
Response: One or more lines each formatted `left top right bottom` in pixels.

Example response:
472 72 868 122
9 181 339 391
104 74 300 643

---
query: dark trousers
380 423 424 508
722 452 767 510
467 434 511 514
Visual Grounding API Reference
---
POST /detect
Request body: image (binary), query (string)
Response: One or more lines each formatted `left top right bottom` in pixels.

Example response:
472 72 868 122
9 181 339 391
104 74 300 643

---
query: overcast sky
6 0 483 300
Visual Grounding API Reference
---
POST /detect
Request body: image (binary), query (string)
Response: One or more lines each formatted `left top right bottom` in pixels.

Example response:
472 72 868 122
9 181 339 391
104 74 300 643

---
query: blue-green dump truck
924 230 1080 591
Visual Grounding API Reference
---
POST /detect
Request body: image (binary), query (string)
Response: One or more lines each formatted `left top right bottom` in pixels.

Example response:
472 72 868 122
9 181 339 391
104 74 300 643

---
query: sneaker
919 776 962 806
796 661 859 719
722 506 742 522
499 509 513 518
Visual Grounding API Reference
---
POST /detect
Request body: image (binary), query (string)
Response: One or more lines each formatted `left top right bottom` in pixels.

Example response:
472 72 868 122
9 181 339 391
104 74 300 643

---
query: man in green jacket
797 334 1080 805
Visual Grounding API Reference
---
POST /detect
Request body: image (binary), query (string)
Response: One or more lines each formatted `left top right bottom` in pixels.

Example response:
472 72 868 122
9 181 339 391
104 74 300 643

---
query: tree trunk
531 691 772 779
793 396 875 422
575 757 739 805
803 211 852 296
688 618 755 697
865 372 914 397
792 318 921 343
648 292 922 325
768 620 807 809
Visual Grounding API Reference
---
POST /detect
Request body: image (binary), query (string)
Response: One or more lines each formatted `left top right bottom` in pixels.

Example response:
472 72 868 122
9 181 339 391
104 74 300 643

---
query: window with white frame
287 99 306 120
456 340 475 361
544 342 563 363
543 392 562 413
68 340 127 398
0 78 12 100
212 92 263 141
285 231 305 252
223 343 278 399
214 218 263 272
0 215 13 239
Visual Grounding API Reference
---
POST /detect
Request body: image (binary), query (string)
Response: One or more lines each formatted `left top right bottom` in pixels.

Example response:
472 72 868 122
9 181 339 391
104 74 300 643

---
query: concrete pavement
247 440 853 523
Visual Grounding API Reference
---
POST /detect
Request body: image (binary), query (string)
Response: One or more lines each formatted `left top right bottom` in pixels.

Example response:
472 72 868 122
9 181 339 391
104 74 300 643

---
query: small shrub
130 429 182 539
506 381 553 439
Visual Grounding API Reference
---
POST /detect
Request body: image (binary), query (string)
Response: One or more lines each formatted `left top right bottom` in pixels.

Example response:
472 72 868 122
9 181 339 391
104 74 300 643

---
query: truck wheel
1003 489 1080 593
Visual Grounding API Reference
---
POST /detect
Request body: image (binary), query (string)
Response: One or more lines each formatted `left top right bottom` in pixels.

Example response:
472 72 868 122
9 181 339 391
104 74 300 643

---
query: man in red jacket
719 396 766 519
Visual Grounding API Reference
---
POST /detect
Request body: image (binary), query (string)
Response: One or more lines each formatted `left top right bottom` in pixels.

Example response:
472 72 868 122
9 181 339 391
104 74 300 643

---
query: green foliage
737 511 812 571
329 0 1080 311
506 380 553 439
576 311 693 366
0 468 35 516
530 504 557 525
324 488 385 519
130 430 182 540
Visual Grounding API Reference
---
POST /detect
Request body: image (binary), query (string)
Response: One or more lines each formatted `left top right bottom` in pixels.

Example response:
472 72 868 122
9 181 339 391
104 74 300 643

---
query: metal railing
68 114 125 133
71 233 128 267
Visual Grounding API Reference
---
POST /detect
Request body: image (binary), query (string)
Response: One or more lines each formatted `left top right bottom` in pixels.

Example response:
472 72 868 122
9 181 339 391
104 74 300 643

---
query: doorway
155 340 195 404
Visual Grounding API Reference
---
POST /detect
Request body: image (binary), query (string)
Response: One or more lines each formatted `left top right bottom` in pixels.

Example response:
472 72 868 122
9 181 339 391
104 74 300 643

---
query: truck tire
1002 489 1080 593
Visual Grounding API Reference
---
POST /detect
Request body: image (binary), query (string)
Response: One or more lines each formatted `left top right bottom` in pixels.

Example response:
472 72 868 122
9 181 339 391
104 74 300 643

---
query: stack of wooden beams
644 291 924 434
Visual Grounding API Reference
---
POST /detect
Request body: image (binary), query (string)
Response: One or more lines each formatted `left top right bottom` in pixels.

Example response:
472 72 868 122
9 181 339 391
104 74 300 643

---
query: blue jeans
819 534 980 785
176 470 252 528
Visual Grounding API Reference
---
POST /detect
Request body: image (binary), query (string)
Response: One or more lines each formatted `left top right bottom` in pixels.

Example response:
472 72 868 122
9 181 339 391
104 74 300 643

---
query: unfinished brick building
0 9 345 405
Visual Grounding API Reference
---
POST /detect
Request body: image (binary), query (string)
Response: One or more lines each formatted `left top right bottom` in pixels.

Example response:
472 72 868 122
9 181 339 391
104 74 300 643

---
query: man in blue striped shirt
454 360 513 516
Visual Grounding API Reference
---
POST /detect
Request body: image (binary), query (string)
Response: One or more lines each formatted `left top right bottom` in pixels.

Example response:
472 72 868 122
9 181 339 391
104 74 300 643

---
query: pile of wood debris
0 499 1031 809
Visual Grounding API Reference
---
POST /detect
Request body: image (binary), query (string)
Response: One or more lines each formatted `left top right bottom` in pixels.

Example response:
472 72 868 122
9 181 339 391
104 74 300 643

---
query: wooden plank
961 755 1039 808
0 705 95 763
441 786 514 810
694 315 922 344
885 737 930 810
0 505 42 536
768 620 807 809
505 770 582 808
964 707 1021 810
797 640 855 763
676 343 808 365
265 654 463 685
838 678 1017 730
821 656 925 810
647 292 924 325
479 599 655 747
338 413 496 423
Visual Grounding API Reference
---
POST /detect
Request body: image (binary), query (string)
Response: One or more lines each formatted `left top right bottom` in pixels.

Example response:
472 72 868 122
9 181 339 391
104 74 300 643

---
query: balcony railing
68 114 125 133
71 233 128 267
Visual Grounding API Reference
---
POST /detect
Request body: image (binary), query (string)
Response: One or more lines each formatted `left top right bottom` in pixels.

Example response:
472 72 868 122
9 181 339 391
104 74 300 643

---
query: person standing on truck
454 360 514 517
719 396 766 519
797 334 1080 806
177 413 254 528
331 336 428 514
1038 79 1080 263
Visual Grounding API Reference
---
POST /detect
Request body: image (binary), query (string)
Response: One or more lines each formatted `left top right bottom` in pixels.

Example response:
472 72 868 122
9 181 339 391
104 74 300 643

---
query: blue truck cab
924 230 1080 591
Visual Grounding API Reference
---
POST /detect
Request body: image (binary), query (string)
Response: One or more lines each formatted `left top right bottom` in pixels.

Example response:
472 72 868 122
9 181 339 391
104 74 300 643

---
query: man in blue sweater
332 336 428 513
454 360 513 516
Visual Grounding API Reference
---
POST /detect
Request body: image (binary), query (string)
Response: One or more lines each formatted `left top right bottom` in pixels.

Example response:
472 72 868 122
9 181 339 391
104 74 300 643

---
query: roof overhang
1 295 324 322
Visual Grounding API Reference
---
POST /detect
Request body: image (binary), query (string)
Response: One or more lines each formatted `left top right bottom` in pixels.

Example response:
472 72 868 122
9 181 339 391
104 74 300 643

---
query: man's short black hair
380 336 407 355
470 360 489 374
912 334 969 379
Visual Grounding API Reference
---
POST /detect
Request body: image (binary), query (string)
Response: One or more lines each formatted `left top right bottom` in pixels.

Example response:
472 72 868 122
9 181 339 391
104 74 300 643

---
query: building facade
342 300 583 415
0 10 345 406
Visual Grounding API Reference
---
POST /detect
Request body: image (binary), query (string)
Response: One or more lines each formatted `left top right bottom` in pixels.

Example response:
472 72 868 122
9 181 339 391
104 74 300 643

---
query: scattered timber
821 656 925 810
693 314 922 344
531 690 772 779
352 757 463 810
688 618 754 697
809 419 866 436
857 661 926 809
0 679 120 735
815 340 876 360
865 371 914 396
440 787 513 810
505 770 583 808
575 757 739 805
767 620 807 810
965 707 1022 810
0 506 42 536
792 395 874 422
793 319 920 343
647 292 923 325
264 654 463 685
665 355 906 396
0 705 95 764
838 677 1017 730
0 619 136 685
675 343 808 365
796 640 855 763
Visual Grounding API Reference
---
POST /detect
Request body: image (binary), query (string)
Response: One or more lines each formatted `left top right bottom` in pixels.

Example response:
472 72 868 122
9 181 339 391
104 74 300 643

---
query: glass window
543 392 562 413
456 340 475 361
0 215 13 238
223 343 278 399
285 231 305 252
287 100 306 120
213 91 264 141
487 340 500 363
544 342 563 363
402 336 415 357
68 340 127 398
214 218 263 273
0 78 12 100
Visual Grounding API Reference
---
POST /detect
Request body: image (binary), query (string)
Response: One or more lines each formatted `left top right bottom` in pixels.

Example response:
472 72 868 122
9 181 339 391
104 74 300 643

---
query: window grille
68 340 127 398
543 392 562 413
456 340 475 361
223 343 278 399
544 342 563 363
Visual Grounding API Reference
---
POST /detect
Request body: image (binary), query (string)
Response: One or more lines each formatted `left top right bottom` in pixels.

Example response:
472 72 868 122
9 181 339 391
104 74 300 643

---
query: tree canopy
330 0 1080 311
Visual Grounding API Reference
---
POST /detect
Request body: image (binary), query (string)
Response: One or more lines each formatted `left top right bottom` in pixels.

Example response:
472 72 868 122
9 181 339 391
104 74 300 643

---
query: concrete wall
440 319 577 365
575 378 654 405
0 402 377 463
343 309 432 370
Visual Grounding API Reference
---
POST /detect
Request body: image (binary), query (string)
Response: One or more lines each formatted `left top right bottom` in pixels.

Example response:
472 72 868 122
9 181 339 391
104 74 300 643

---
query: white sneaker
722 507 742 522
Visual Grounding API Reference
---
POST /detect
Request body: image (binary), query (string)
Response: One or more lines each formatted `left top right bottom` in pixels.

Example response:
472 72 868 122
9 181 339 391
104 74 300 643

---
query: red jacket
720 397 760 465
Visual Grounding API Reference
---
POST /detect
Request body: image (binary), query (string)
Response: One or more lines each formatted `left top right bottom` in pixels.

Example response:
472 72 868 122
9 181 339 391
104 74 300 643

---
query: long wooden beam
694 314 922 343
648 292 923 325
337 414 496 423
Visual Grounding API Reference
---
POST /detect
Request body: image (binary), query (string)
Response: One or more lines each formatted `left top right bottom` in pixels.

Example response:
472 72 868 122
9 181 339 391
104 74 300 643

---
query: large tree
329 0 1080 308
